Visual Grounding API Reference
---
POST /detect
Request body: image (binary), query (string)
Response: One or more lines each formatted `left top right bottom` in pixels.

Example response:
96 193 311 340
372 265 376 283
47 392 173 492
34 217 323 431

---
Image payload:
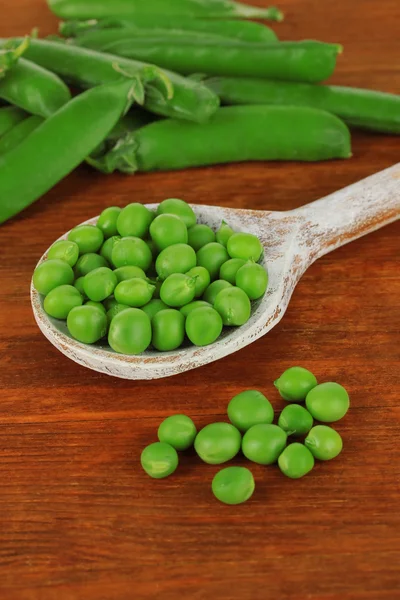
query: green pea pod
7 38 219 123
48 0 283 21
77 36 341 83
88 105 351 174
90 108 156 158
0 106 28 136
0 115 44 155
204 76 400 134
0 68 167 225
60 16 279 43
0 37 29 79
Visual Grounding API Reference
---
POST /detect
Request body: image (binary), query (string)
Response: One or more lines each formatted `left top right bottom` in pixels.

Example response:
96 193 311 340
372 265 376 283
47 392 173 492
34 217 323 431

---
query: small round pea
106 302 130 325
157 198 196 228
227 232 263 262
114 277 155 307
274 366 318 402
68 224 104 254
85 300 106 314
73 276 86 298
236 262 268 300
43 284 83 319
160 273 196 307
278 405 314 436
33 259 74 296
180 300 212 318
305 425 343 461
75 253 108 277
99 235 121 264
187 224 216 251
113 265 147 283
197 242 229 281
152 309 185 351
117 203 153 238
47 240 79 267
306 382 350 422
278 443 315 479
156 243 196 280
216 220 234 247
158 415 197 451
108 308 151 354
214 286 251 326
141 298 168 321
212 467 255 505
111 236 152 271
185 306 223 346
141 442 178 479
150 213 188 250
67 305 107 344
97 206 121 238
219 258 246 284
194 422 241 465
242 424 287 465
228 390 274 432
185 266 210 298
203 279 232 305
83 267 117 302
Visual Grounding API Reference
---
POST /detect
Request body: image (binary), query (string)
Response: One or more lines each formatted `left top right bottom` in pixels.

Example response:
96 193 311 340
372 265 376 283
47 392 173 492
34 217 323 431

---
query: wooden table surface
1 1 400 599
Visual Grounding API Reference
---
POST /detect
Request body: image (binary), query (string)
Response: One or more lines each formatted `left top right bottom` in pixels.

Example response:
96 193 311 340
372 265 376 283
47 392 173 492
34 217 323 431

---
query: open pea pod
0 37 28 79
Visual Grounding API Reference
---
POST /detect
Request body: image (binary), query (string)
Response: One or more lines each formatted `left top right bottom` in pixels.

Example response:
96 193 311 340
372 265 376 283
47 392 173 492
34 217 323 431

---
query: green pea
99 235 121 264
157 198 196 228
141 442 179 479
203 279 232 304
141 298 168 321
185 266 210 298
305 382 350 422
219 258 246 284
85 300 107 314
236 262 268 300
114 277 155 307
216 220 234 247
194 422 241 464
305 425 343 461
75 252 108 277
278 443 315 479
152 309 185 351
197 242 229 281
106 302 130 325
67 305 107 344
227 389 274 432
111 236 152 271
113 265 147 283
33 259 74 296
187 224 215 251
73 276 87 298
156 243 196 280
47 240 79 267
274 366 318 402
212 467 255 505
108 308 152 354
214 286 251 326
103 297 118 311
83 267 117 302
227 232 263 262
180 300 212 317
117 202 153 238
242 424 287 465
185 306 223 346
278 405 314 436
150 213 188 250
68 224 104 254
97 206 121 238
158 415 197 451
43 284 83 319
160 273 196 307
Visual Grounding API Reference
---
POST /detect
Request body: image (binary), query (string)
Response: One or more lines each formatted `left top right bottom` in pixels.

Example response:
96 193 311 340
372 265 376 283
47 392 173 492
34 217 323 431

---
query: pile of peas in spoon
141 367 350 505
32 198 269 353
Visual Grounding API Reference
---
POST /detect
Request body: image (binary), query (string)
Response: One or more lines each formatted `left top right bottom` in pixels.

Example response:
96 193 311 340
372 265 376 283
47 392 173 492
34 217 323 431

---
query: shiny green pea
67 305 107 344
83 267 117 302
68 224 104 254
106 302 130 325
212 467 255 505
214 286 251 326
117 202 153 238
75 252 108 277
180 300 212 318
141 298 168 321
157 198 196 228
113 265 147 283
187 223 215 251
305 382 350 422
185 306 223 346
227 232 263 262
111 236 152 271
278 443 315 479
227 390 274 432
141 442 179 479
43 284 83 319
108 308 151 354
236 262 268 300
274 366 318 402
219 258 246 284
278 404 314 436
194 422 241 465
196 242 229 280
160 273 196 307
114 277 155 307
150 213 188 250
242 424 287 465
73 276 87 298
85 300 107 314
33 259 74 296
305 425 343 461
158 415 197 451
97 206 121 238
185 266 210 297
47 240 79 267
152 309 185 351
100 235 121 264
156 243 196 280
203 279 232 304
216 220 234 247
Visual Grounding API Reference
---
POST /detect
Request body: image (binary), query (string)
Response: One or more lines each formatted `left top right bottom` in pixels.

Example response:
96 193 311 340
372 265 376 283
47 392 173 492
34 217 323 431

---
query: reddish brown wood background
1 1 400 599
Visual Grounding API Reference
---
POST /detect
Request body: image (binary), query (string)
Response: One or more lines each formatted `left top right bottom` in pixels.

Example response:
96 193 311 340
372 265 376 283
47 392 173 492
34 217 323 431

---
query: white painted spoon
31 163 400 380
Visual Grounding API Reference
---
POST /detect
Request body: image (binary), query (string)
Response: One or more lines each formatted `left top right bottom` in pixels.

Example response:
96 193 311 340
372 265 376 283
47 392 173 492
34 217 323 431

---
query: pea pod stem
0 37 29 79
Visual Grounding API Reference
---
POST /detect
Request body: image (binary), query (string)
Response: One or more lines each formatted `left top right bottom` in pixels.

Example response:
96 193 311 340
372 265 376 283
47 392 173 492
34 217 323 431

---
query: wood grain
0 1 399 599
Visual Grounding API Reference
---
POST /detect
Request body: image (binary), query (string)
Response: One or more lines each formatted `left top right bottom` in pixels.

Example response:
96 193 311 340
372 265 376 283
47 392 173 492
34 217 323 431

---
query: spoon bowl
31 164 400 379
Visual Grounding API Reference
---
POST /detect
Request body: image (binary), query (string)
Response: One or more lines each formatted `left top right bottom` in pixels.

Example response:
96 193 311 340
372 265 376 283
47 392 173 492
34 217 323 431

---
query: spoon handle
293 163 400 263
